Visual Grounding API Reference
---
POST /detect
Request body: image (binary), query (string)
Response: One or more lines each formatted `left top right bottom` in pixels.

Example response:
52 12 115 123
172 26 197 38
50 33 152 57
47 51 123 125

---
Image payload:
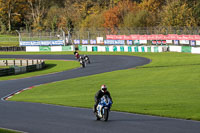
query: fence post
63 30 66 46
16 30 21 45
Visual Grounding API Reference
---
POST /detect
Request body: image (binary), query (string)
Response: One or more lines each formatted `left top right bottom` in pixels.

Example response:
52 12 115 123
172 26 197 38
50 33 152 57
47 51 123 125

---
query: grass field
0 128 20 133
0 34 60 47
0 35 19 47
5 52 200 121
0 60 80 80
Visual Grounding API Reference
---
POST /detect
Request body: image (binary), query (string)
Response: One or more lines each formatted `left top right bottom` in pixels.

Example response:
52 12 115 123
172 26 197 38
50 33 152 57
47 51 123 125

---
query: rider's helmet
101 85 107 93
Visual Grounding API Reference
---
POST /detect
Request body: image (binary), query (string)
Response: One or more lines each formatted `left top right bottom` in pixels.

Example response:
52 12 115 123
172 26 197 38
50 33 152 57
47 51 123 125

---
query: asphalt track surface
0 54 200 133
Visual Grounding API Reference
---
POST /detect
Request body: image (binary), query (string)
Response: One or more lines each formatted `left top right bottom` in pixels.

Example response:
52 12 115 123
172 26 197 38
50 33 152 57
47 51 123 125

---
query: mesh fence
1 27 200 43
20 31 65 41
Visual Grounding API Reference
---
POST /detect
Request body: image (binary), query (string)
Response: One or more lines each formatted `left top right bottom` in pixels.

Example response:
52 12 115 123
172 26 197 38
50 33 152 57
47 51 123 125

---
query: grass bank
7 52 200 121
0 128 21 133
0 35 19 47
0 60 80 80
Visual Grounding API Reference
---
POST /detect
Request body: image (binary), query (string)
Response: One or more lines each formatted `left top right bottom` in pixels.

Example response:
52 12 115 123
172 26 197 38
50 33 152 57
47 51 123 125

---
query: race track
0 54 200 133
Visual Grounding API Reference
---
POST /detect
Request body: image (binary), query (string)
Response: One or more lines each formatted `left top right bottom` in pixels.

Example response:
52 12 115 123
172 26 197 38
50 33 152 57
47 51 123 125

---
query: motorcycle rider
84 54 90 64
93 85 113 113
79 56 84 62
74 50 80 59
79 56 86 67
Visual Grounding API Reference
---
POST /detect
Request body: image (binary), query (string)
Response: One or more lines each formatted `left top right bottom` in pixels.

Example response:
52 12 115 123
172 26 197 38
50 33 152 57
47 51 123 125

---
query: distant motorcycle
95 95 112 121
75 53 80 60
79 59 86 68
84 55 90 64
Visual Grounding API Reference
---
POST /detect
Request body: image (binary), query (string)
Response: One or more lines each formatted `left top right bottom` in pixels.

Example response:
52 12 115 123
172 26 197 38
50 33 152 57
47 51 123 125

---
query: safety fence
0 60 45 76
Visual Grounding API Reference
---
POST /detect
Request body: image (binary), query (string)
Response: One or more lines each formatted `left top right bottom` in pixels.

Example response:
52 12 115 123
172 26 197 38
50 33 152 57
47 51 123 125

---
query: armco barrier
0 60 45 76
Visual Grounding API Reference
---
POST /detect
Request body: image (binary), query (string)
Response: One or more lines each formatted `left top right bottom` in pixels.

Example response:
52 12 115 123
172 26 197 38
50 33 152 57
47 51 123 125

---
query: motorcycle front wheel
103 109 109 121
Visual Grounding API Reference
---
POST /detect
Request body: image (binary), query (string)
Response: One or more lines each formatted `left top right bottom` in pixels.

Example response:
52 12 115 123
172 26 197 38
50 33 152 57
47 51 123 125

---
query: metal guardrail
0 60 45 76
0 60 44 66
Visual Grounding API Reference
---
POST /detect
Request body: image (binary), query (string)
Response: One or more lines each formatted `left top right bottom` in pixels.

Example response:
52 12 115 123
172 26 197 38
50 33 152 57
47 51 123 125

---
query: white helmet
101 85 107 93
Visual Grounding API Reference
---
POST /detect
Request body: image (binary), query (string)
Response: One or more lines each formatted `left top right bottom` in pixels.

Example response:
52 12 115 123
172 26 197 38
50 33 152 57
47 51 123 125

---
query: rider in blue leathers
93 85 113 113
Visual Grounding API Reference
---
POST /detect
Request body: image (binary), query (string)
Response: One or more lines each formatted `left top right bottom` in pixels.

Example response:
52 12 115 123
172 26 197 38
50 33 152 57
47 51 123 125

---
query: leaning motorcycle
79 59 85 68
95 95 112 121
84 56 90 64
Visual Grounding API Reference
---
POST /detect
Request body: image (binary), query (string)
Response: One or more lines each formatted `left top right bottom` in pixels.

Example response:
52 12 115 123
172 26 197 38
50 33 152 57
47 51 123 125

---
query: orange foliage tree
103 0 134 33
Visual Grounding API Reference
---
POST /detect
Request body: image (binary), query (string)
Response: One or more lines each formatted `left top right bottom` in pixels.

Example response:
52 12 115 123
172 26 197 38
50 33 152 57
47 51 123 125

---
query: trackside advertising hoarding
20 40 64 46
106 34 200 41
104 40 125 45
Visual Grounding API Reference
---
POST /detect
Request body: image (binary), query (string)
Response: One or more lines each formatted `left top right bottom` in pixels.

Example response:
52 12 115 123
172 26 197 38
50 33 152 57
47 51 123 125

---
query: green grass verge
0 35 19 46
7 52 200 121
0 42 19 47
0 60 80 80
0 128 21 133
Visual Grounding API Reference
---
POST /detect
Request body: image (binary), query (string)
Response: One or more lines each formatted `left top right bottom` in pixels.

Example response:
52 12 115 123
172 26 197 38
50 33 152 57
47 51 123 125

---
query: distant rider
79 56 84 62
74 50 78 55
84 54 90 64
74 51 80 59
93 85 113 113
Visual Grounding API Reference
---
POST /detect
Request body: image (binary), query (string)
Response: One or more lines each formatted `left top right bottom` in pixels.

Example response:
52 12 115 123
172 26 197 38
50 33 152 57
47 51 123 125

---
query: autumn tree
138 0 166 27
0 0 28 32
27 0 51 31
43 6 60 31
191 0 200 26
160 0 196 27
103 0 135 33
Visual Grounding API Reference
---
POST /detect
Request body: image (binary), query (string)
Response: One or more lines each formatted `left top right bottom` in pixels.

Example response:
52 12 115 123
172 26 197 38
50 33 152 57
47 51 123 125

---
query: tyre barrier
0 60 45 76
0 68 15 76
0 47 26 51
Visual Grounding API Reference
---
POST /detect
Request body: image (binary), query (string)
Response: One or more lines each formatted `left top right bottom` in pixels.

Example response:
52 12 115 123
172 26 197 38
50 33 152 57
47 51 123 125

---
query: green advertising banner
141 47 145 52
78 45 87 51
120 46 124 52
154 47 159 52
147 47 151 52
78 45 82 51
92 46 98 52
82 46 87 51
128 46 132 52
39 46 51 51
106 46 109 52
182 46 191 53
113 46 117 52
134 47 139 52
62 46 72 51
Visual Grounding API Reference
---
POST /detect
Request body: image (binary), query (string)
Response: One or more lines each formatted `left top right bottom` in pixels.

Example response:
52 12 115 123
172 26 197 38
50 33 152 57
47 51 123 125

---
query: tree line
0 0 200 34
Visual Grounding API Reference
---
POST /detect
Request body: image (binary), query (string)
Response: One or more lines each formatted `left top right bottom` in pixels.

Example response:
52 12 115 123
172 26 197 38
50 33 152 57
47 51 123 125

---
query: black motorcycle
79 59 86 68
84 56 90 64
